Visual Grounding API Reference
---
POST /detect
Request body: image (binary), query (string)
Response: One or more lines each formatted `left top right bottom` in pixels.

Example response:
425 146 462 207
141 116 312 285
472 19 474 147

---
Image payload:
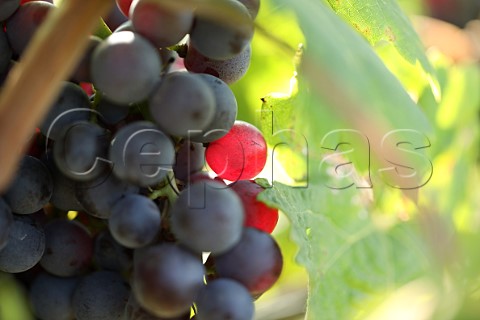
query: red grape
205 121 267 181
230 180 279 233
116 0 133 17
20 0 53 4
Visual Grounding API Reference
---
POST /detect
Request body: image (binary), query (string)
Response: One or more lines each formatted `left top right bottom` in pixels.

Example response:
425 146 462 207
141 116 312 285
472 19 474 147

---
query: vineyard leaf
326 0 440 99
259 182 429 319
263 0 433 190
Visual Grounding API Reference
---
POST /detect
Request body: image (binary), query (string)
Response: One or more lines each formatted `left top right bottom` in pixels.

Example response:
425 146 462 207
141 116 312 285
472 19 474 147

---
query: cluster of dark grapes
0 0 284 319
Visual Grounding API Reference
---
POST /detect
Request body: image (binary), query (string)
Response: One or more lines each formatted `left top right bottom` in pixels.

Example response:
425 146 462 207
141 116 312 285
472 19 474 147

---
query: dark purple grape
0 0 20 21
189 0 253 60
0 198 13 250
53 121 111 182
170 180 244 255
214 227 283 296
148 72 215 138
173 140 205 181
91 31 161 104
185 42 251 84
0 214 45 273
93 230 133 273
29 272 80 320
75 171 139 219
40 219 93 277
5 1 55 56
195 279 254 320
108 194 161 248
39 82 92 141
72 270 130 320
109 121 175 187
189 73 237 143
130 0 193 48
3 155 53 214
132 243 204 318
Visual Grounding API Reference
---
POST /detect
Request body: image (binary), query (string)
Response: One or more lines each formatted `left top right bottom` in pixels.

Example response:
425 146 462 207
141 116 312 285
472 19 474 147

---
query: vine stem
149 172 180 205
0 0 113 192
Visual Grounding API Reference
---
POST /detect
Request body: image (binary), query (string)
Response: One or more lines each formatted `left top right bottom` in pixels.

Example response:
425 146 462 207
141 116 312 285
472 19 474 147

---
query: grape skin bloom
91 31 162 105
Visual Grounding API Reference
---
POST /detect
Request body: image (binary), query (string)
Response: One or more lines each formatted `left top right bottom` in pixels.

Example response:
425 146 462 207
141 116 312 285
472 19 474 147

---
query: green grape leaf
326 0 440 100
258 0 438 318
262 0 433 189
259 183 429 319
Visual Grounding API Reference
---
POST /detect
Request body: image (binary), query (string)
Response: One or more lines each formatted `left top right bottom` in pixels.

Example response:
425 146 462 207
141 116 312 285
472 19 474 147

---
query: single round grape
214 227 283 296
189 73 237 143
171 180 244 255
4 155 53 214
108 194 161 248
148 72 215 138
0 0 20 21
173 140 205 181
91 31 161 105
70 35 102 83
130 0 193 48
72 270 131 320
230 180 278 233
0 28 12 74
53 121 110 182
189 0 253 60
205 121 267 181
40 219 93 277
0 214 45 273
29 272 80 320
5 1 55 56
0 198 13 250
39 82 92 141
185 43 251 84
109 121 175 187
75 171 139 219
132 243 205 318
93 230 133 273
195 279 254 320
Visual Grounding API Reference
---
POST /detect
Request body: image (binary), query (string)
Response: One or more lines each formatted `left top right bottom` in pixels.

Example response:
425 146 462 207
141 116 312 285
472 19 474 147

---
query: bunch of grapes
0 0 284 319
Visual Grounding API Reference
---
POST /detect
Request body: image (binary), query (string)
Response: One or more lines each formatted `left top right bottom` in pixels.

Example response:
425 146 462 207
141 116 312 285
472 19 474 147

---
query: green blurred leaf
326 0 440 100
0 273 34 320
261 0 433 189
257 0 442 318
259 183 429 319
232 0 304 126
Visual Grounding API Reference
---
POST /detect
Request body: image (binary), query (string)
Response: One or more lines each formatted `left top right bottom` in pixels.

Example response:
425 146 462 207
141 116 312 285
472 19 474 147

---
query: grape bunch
0 0 283 319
